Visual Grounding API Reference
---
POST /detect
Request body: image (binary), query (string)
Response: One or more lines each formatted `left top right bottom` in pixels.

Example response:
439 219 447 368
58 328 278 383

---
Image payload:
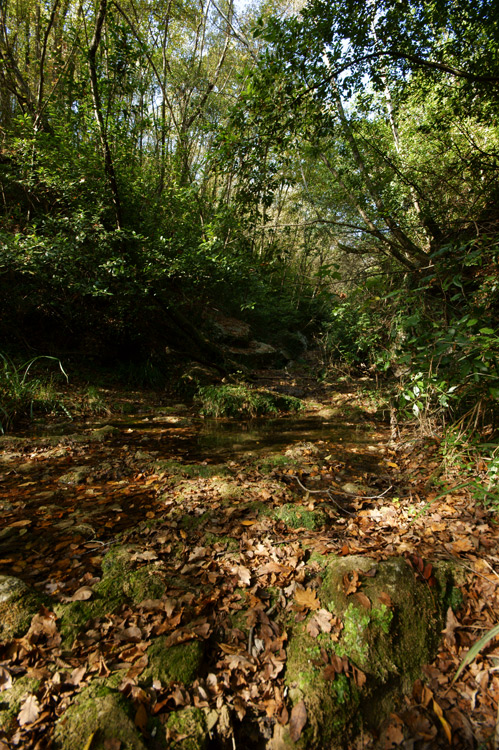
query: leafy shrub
196 384 304 418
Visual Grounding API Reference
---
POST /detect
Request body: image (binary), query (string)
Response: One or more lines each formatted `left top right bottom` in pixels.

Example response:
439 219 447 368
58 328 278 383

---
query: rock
226 341 279 368
341 482 370 496
58 465 91 485
0 674 42 731
282 555 455 748
165 707 209 750
140 638 204 687
89 425 118 442
178 364 221 397
210 313 252 346
17 461 39 474
280 331 308 359
0 575 46 640
53 681 146 750
56 545 166 644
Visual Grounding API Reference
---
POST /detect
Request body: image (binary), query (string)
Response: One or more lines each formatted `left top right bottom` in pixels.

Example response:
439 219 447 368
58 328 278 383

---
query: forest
0 0 499 747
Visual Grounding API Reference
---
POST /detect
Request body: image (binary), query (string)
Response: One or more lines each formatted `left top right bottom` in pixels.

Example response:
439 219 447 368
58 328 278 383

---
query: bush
0 354 68 432
196 384 304 418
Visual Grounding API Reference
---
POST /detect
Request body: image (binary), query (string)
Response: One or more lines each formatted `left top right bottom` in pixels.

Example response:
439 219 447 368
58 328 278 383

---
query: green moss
165 707 208 750
178 512 212 531
449 586 464 612
281 555 454 747
124 567 166 603
140 639 204 687
273 503 326 530
0 675 41 731
0 576 48 640
285 628 360 748
53 679 145 750
202 532 238 550
56 546 166 644
306 550 329 569
258 452 299 473
154 459 228 479
334 603 393 671
321 555 450 700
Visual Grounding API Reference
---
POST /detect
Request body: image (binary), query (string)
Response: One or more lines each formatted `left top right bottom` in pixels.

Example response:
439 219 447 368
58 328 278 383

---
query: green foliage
0 354 68 432
196 384 304 418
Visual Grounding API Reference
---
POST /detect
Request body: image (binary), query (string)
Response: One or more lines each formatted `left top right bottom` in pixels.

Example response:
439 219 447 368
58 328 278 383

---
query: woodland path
0 368 498 749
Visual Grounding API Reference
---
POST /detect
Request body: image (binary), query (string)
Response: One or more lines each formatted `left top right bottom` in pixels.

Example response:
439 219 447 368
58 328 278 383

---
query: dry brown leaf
343 570 360 595
69 666 87 685
295 587 320 611
236 566 251 586
289 700 307 742
451 537 475 554
18 694 40 726
134 703 148 731
0 667 12 692
432 699 452 743
323 664 336 681
354 591 371 609
378 592 393 608
70 586 93 601
442 607 461 647
307 609 333 637
381 718 405 748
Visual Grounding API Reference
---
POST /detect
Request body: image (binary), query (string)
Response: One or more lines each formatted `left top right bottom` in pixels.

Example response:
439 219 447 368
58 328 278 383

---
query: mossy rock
256 452 300 474
56 546 166 644
282 555 454 748
140 638 204 687
0 576 47 641
53 681 146 750
284 632 360 749
165 707 208 750
0 675 42 731
273 504 326 530
154 459 228 480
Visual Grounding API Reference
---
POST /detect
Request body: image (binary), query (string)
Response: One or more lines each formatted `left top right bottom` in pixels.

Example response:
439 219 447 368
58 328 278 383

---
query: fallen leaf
378 592 393 608
70 586 93 601
442 607 461 647
289 700 307 742
18 694 40 726
134 703 148 731
236 566 251 586
0 667 12 692
354 591 371 609
132 550 158 561
295 587 320 611
343 570 360 595
307 609 333 637
432 699 452 743
83 733 97 750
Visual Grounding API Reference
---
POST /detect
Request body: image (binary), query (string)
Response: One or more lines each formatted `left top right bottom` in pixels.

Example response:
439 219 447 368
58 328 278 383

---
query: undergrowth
0 353 68 432
196 384 304 418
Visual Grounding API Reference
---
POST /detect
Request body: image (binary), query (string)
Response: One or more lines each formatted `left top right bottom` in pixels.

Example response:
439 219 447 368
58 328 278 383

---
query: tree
225 0 499 273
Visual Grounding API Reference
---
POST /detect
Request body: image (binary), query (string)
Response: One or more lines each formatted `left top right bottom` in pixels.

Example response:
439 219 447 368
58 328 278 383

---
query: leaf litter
0 376 498 749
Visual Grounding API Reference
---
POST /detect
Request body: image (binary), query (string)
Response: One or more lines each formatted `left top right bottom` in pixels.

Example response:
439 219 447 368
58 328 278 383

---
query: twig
293 474 392 500
247 626 254 655
326 492 354 516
